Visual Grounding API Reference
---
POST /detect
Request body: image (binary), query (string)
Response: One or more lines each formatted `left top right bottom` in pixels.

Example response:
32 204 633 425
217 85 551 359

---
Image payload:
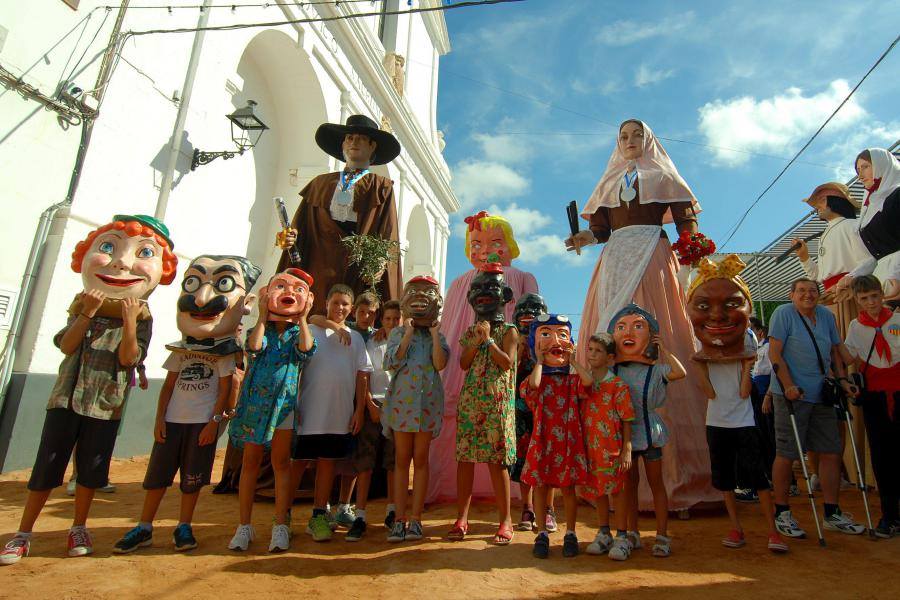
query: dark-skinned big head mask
401 275 443 327
513 293 547 334
467 263 513 322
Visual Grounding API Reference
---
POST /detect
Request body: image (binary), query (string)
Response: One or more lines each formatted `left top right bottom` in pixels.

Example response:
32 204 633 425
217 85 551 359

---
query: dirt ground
0 451 897 600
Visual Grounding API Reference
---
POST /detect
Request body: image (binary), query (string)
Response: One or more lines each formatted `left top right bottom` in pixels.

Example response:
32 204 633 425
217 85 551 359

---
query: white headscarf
581 120 701 223
859 147 900 227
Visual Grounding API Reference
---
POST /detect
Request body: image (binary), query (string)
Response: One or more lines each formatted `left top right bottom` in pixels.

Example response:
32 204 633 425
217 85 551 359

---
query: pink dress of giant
576 122 719 511
426 221 538 504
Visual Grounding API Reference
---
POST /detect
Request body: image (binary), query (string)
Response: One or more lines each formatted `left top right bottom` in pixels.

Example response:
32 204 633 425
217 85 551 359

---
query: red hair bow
464 210 490 232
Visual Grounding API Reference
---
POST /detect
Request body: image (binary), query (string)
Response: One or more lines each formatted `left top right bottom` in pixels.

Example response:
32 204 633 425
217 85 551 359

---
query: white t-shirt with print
162 351 236 424
298 325 373 435
366 336 392 401
705 361 755 428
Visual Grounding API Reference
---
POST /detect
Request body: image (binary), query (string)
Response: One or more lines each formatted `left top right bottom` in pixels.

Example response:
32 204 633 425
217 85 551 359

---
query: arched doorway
404 204 433 280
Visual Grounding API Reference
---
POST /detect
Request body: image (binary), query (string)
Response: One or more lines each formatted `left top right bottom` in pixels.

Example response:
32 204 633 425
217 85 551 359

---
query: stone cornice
420 0 452 55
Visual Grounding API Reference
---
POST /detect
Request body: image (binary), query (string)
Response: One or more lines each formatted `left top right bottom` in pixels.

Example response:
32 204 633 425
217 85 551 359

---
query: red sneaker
0 536 30 565
767 532 789 554
721 529 746 548
67 527 93 557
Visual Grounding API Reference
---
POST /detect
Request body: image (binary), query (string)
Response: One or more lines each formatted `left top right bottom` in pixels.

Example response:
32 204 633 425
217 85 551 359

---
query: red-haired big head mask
262 268 313 324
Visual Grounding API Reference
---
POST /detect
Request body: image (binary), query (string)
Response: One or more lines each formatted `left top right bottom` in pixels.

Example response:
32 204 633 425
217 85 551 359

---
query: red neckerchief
863 178 882 207
858 307 893 363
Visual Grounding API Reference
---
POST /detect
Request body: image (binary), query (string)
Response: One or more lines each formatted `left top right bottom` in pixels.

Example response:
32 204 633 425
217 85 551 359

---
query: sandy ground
0 450 897 600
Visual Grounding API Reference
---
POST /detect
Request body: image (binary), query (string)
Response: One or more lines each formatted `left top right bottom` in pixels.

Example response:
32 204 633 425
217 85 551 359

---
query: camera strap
795 309 828 375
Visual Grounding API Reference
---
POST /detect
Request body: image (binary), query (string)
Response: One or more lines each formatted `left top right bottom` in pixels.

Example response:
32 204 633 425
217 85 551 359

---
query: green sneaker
306 514 333 542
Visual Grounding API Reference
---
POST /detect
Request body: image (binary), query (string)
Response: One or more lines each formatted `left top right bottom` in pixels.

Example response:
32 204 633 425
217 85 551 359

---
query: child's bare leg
314 459 336 510
487 463 512 527
386 469 395 506
73 484 96 527
178 491 201 524
393 432 413 520
355 470 373 511
456 461 475 521
548 486 557 511
339 475 355 506
238 443 264 525
627 461 640 532
534 484 548 532
758 488 777 535
561 486 577 532
410 432 432 521
723 491 741 532
644 458 669 536
612 488 628 532
139 488 167 524
519 482 533 509
595 493 611 530
289 460 307 505
17 490 53 533
270 430 293 525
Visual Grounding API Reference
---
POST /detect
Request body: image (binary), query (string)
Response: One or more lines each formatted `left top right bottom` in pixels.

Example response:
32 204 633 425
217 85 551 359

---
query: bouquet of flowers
341 233 402 297
671 231 716 267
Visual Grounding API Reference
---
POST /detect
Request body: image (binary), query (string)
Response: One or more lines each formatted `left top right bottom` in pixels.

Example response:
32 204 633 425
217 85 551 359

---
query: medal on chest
331 169 368 222
620 170 637 204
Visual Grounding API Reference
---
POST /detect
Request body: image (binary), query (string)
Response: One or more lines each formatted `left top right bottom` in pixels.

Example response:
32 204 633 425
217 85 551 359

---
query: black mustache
178 294 229 315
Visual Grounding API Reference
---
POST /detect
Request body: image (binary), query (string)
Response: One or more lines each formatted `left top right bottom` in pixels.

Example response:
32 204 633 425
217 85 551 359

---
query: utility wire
113 0 386 7
717 31 900 251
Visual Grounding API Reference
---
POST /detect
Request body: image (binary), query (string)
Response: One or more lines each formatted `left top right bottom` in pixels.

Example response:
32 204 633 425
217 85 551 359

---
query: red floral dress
579 374 634 499
520 373 589 487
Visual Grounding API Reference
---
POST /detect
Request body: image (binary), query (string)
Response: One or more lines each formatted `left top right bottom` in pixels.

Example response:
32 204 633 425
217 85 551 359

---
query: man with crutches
767 278 864 541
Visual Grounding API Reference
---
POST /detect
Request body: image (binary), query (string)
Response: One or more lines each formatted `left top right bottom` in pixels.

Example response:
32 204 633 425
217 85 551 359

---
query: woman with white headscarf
856 148 900 301
565 119 719 512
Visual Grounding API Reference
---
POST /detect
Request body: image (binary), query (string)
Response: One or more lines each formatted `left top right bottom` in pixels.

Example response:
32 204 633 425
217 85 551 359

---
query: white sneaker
608 536 632 561
626 530 642 550
228 524 255 551
824 511 865 535
268 524 290 553
775 510 807 538
98 482 117 493
586 531 613 555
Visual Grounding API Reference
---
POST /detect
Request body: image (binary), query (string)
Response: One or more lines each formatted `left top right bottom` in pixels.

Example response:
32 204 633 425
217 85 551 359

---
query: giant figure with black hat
277 115 402 314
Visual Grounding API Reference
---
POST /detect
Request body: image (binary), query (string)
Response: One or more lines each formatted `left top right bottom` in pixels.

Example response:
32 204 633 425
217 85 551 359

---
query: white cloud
472 133 533 164
516 234 593 267
824 121 900 180
596 12 695 46
697 79 868 166
451 159 530 211
486 202 551 238
634 64 675 88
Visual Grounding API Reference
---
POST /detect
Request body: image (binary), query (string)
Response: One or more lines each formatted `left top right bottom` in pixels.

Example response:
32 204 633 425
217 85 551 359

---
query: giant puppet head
463 211 520 269
71 214 177 302
528 313 573 374
260 268 314 324
467 262 513 322
170 254 261 354
608 303 659 364
686 254 755 362
400 275 442 327
514 293 548 335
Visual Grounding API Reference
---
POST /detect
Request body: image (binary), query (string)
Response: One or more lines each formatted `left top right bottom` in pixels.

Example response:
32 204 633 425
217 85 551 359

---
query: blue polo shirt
768 304 840 404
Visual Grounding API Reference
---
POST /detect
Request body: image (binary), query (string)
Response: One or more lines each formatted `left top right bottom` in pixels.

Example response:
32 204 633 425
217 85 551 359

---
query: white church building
0 0 457 471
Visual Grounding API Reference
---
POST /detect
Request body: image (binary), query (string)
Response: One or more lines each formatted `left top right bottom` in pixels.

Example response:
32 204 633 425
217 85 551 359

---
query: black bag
795 309 842 407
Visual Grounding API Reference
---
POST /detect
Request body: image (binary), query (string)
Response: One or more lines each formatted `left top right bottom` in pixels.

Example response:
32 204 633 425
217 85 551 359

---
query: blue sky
435 0 900 335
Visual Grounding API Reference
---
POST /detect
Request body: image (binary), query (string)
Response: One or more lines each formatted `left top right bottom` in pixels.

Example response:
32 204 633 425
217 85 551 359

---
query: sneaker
325 510 339 531
228 524 255 551
113 526 152 554
545 508 558 533
268 524 291 553
0 536 30 565
307 514 333 542
824 510 865 535
174 524 197 552
335 505 356 528
384 510 396 530
585 530 613 555
532 531 550 559
767 533 789 553
346 517 367 542
735 489 759 503
809 473 821 492
562 532 579 557
626 530 642 550
67 527 93 557
722 529 746 548
651 534 672 558
517 508 536 531
66 479 76 496
608 536 631 561
875 518 897 539
405 520 424 541
775 510 806 538
98 482 117 493
387 520 406 543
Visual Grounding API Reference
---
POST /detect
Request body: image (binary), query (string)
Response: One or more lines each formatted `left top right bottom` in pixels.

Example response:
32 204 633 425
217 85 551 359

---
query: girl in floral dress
449 264 518 545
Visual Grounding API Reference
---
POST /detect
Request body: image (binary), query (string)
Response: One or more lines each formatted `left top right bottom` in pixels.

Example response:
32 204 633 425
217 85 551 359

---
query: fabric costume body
426 267 537 503
575 122 718 511
278 171 401 315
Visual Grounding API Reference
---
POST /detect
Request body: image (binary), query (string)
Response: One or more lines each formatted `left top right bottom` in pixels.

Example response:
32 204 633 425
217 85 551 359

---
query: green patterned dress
455 323 517 465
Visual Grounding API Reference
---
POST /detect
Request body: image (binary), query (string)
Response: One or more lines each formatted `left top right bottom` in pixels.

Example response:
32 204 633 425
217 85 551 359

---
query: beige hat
803 181 860 210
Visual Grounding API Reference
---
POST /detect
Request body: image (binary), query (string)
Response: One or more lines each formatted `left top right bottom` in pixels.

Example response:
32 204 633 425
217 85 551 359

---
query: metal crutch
834 388 877 539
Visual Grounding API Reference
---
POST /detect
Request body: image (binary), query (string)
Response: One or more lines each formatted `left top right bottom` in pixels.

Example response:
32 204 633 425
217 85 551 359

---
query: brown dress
278 171 402 313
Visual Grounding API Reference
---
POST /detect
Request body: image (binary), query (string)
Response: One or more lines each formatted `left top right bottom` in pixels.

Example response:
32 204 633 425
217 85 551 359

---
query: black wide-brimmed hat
315 114 401 166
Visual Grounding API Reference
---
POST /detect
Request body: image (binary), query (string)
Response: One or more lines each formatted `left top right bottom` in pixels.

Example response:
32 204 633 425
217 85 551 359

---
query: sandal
652 534 672 557
517 508 536 531
447 519 468 541
493 522 514 546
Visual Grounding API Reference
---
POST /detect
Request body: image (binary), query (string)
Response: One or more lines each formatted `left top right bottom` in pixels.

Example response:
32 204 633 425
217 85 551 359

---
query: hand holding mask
528 313 573 374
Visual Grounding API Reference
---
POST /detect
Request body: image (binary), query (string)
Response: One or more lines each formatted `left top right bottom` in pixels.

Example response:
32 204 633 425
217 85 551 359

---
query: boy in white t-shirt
293 284 373 542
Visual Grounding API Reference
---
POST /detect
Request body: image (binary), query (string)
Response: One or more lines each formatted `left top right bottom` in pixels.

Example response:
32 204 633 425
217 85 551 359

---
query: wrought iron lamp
191 100 269 170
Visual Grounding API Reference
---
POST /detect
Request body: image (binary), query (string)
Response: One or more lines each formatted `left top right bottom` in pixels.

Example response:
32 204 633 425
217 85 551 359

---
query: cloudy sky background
434 0 900 335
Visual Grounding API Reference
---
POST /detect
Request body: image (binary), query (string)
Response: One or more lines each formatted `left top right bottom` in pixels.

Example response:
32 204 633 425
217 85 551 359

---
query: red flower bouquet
671 231 716 267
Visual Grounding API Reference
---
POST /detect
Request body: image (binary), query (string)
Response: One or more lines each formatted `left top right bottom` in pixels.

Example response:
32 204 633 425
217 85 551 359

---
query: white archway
404 204 433 280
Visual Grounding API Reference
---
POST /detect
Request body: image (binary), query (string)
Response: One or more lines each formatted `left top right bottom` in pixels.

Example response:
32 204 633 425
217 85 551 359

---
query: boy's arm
570 360 593 387
154 371 178 443
694 360 716 399
308 314 350 346
658 337 686 381
117 298 143 367
620 420 633 473
528 353 543 389
59 290 106 355
199 374 233 446
431 323 449 371
395 320 415 361
296 311 315 353
246 298 268 352
740 359 753 398
349 370 368 435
